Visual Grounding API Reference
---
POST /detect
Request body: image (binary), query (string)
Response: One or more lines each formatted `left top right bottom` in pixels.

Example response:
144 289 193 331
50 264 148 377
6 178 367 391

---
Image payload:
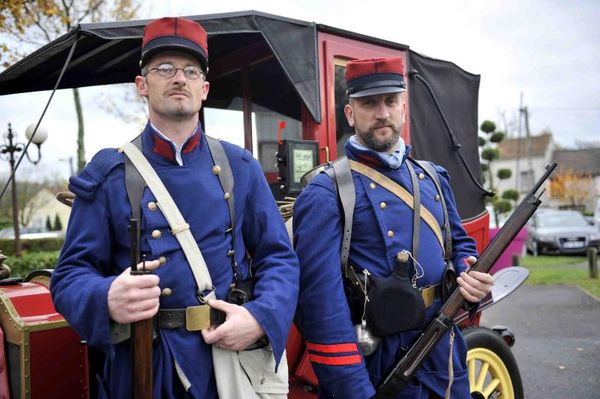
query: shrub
0 237 64 256
1 251 59 278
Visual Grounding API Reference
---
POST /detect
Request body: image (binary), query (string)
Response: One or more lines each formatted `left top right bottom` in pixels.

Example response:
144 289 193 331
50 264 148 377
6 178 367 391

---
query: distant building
492 132 554 196
26 188 70 232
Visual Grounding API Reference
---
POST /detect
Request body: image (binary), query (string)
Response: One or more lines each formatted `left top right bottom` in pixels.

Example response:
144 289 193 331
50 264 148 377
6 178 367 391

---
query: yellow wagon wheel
464 327 524 399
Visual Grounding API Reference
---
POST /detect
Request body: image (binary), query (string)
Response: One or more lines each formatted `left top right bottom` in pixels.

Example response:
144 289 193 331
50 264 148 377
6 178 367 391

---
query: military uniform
51 123 299 398
293 141 478 399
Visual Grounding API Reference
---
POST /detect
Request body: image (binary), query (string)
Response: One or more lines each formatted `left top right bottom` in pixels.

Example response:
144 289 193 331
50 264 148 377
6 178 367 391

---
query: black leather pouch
227 278 255 305
365 261 426 336
440 260 457 302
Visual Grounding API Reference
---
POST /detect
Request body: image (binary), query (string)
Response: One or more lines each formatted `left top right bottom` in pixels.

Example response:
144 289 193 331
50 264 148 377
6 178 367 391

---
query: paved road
481 285 600 399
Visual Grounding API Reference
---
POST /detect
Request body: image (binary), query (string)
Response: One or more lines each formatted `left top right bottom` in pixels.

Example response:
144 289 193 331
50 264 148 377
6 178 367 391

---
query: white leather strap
122 142 213 295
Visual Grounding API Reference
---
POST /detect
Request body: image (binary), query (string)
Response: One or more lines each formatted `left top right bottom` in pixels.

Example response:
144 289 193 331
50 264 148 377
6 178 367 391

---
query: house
491 132 554 196
25 188 70 232
551 147 600 211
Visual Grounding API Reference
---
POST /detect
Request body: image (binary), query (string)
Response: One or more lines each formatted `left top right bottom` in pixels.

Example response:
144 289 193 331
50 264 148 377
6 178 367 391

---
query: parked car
526 209 600 255
594 198 600 232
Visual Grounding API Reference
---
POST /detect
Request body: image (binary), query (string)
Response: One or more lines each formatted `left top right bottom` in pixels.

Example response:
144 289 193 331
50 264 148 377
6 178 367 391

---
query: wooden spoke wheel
464 327 524 399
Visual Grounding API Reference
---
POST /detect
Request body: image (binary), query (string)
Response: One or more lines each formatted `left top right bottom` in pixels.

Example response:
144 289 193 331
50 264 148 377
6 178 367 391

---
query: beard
357 123 401 152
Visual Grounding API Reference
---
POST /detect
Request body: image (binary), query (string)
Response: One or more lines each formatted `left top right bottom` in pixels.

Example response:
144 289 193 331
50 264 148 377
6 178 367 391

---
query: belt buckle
185 305 211 331
421 286 435 308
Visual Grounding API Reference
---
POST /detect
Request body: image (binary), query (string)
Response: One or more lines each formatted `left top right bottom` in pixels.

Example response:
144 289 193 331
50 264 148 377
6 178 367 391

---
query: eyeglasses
144 63 205 80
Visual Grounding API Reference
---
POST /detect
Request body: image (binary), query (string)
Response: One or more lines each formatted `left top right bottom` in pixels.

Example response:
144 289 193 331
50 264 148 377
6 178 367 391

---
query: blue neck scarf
347 135 407 169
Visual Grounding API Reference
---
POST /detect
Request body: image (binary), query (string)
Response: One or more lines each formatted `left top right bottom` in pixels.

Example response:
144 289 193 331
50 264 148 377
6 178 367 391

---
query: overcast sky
0 0 598 180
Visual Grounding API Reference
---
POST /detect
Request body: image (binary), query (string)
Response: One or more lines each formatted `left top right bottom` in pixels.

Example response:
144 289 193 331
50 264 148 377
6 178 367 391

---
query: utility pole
515 93 523 192
517 93 534 192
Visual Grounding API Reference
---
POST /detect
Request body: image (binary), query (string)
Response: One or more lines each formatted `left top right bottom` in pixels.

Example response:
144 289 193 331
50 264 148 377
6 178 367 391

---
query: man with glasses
51 17 299 398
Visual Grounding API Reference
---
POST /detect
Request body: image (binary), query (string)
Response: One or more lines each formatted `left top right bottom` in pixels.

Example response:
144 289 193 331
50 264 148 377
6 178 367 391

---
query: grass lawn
519 254 600 299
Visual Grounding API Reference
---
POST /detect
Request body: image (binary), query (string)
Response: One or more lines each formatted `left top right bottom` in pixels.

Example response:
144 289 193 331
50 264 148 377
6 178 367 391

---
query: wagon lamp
0 122 48 257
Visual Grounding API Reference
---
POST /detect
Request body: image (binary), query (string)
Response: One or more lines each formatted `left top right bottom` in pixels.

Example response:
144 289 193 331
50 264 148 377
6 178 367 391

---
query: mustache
166 88 190 96
371 121 394 130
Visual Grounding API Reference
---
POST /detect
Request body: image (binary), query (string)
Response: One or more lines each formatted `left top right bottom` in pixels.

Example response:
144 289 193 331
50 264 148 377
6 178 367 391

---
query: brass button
152 230 162 239
148 201 158 211
223 192 231 200
370 182 377 189
387 230 394 238
212 165 221 174
227 249 235 257
418 173 425 180
158 256 167 265
161 288 172 297
435 194 441 201
380 202 387 209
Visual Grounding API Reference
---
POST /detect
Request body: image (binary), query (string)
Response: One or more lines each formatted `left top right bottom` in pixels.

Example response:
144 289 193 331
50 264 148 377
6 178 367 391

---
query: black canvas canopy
408 51 487 219
0 10 486 220
0 10 322 122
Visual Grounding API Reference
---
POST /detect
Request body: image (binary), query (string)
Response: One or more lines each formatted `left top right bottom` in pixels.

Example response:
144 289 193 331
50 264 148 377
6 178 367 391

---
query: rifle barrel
129 218 153 398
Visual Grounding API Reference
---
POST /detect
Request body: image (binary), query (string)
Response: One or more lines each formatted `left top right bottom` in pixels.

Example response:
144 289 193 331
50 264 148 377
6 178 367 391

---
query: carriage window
334 64 353 158
254 108 301 174
202 57 302 177
204 107 245 148
203 102 301 174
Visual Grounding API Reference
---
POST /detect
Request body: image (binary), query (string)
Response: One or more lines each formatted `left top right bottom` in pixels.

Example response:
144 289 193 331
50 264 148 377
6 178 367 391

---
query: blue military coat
293 140 478 399
51 122 299 398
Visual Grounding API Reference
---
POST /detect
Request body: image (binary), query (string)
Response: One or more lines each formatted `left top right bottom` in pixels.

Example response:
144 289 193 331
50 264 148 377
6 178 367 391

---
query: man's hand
202 299 265 351
457 256 493 303
107 260 161 323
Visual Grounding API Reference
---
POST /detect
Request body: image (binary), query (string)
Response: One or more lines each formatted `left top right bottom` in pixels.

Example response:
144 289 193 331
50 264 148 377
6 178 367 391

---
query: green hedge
0 237 64 256
2 251 59 278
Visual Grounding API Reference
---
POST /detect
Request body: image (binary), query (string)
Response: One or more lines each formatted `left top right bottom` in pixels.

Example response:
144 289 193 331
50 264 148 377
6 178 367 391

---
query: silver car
526 209 600 255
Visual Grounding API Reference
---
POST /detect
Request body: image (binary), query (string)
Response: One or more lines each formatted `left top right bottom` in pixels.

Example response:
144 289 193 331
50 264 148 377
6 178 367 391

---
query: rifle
375 162 557 398
129 218 153 399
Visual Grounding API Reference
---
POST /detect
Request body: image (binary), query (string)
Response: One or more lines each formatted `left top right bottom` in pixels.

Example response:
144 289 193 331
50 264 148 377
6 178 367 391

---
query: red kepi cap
346 57 407 98
140 17 208 71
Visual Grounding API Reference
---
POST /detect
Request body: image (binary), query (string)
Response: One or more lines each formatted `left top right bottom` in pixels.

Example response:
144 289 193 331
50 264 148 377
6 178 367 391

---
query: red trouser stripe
309 353 363 366
306 342 358 353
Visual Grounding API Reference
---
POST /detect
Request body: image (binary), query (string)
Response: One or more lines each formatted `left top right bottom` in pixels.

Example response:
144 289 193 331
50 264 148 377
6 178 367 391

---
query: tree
46 215 52 231
549 169 592 209
53 212 62 231
479 119 515 226
0 0 142 173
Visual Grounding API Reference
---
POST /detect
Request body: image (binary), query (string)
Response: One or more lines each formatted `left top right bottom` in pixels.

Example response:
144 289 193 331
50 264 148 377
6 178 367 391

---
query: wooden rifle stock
375 163 557 398
129 218 153 399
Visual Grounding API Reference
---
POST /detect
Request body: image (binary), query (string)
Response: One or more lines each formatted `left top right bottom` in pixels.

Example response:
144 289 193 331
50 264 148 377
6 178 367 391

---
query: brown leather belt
158 306 225 331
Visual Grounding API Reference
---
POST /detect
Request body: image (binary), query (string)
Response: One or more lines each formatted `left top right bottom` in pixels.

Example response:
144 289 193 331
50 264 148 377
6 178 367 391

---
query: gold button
152 230 162 239
223 192 231 200
387 230 394 238
380 202 387 209
212 165 221 174
158 256 167 265
161 288 172 297
370 182 377 189
418 173 425 180
148 201 158 211
435 194 441 201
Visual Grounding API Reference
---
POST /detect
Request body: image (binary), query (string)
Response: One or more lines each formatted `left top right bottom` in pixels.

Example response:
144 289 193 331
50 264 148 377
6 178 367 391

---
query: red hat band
346 57 406 98
141 17 208 70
